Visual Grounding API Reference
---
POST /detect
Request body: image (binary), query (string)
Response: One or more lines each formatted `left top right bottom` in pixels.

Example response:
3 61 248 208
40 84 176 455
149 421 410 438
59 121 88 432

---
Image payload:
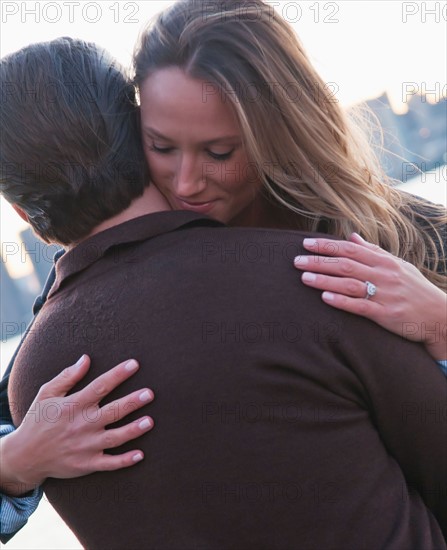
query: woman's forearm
0 430 42 496
422 294 447 361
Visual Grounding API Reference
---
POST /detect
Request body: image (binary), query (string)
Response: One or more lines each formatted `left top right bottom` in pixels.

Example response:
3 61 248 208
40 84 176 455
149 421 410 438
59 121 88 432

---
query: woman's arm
294 233 447 362
0 355 154 541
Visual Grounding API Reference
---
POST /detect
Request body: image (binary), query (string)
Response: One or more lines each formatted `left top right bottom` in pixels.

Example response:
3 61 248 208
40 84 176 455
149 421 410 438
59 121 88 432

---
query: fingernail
125 360 139 372
139 418 152 430
294 256 308 265
322 291 335 301
74 355 86 368
139 390 153 403
352 232 365 242
303 239 317 247
302 272 316 282
132 452 144 462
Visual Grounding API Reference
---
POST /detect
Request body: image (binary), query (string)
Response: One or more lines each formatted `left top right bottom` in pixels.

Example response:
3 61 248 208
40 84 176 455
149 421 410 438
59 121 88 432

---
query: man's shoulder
183 224 330 240
174 225 331 266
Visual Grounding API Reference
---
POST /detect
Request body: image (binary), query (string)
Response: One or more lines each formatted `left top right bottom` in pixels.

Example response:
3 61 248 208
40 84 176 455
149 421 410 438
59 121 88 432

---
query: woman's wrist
424 341 447 362
422 293 447 360
0 430 45 495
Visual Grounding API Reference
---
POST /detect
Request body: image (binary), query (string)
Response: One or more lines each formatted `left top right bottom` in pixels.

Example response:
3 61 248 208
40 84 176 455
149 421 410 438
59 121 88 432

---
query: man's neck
68 185 171 250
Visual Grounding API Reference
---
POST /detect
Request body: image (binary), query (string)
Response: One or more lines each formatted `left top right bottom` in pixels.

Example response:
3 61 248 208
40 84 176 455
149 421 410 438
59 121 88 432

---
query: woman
1 0 446 540
132 0 446 361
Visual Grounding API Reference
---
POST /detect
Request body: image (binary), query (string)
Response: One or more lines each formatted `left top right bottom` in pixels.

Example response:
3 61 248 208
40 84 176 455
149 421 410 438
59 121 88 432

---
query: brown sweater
10 211 447 550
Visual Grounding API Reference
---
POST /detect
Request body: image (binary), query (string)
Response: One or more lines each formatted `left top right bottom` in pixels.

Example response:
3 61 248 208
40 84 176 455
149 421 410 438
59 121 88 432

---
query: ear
12 205 29 223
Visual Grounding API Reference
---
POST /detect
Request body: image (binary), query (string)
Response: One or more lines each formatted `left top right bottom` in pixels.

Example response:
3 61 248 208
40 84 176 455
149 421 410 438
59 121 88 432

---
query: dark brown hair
1 37 149 245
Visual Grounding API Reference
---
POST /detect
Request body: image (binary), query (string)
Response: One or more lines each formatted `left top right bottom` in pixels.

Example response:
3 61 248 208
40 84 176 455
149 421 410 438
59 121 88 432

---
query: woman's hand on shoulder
293 232 447 361
4 355 154 492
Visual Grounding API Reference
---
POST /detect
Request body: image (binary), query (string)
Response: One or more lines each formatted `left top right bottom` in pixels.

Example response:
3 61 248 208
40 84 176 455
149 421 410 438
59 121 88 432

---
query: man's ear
12 205 29 223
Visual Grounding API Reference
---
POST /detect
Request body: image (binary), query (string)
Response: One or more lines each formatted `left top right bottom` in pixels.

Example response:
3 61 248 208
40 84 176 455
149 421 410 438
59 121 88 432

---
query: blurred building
0 259 30 341
1 230 59 342
364 93 447 182
20 228 60 288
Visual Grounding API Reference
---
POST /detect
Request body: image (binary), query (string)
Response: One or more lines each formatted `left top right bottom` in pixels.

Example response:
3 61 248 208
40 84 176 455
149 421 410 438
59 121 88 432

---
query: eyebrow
143 126 241 146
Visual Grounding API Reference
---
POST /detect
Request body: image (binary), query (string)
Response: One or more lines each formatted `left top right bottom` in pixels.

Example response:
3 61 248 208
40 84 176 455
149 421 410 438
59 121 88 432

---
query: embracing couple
0 1 446 549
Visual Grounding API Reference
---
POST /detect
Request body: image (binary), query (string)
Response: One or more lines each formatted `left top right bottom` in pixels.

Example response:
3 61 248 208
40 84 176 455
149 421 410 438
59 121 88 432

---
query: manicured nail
138 418 152 430
132 452 144 462
352 232 365 242
74 355 86 368
294 256 308 265
322 291 335 301
302 272 316 282
303 239 318 247
139 390 153 403
124 359 139 372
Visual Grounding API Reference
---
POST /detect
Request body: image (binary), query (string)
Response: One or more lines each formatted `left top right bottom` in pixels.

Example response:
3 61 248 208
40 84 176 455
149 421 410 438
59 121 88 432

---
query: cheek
145 153 170 185
213 160 261 199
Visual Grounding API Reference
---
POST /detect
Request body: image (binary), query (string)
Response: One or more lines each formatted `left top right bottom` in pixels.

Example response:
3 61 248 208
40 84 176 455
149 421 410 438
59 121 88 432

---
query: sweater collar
48 211 224 298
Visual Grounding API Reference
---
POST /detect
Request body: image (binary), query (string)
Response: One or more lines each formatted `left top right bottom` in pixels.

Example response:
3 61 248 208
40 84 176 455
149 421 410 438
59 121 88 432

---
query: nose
174 153 207 198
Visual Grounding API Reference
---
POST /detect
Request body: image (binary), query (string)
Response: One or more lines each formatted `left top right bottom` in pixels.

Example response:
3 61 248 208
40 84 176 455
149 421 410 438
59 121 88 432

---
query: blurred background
1 1 446 548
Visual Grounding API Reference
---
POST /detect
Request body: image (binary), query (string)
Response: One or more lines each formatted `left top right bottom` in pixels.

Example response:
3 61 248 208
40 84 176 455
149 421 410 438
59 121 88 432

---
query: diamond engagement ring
364 281 377 300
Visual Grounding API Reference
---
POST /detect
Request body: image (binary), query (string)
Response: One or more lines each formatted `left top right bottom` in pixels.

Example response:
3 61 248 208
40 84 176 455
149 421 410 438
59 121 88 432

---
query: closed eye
148 143 234 161
207 149 234 161
148 144 174 154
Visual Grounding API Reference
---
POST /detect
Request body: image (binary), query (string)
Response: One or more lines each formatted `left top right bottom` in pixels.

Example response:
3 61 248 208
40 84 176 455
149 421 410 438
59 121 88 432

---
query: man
1 38 446 549
0 36 156 542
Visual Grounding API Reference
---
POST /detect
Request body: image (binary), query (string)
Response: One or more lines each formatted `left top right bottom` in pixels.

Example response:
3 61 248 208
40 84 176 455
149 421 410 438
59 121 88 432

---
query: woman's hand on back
1 355 154 496
294 232 447 361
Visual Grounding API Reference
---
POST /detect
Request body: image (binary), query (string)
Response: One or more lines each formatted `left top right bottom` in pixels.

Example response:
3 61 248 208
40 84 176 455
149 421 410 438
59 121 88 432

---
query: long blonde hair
134 0 446 289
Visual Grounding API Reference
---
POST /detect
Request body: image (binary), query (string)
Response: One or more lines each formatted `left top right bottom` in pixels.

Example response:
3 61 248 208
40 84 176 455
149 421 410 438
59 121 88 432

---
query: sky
1 0 446 276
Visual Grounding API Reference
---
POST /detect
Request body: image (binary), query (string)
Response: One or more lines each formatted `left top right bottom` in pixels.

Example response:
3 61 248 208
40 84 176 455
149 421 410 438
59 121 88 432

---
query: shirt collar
48 211 224 299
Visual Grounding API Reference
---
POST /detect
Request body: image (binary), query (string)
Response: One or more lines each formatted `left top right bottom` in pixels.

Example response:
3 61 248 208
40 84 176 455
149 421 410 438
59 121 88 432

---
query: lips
174 197 218 213
181 199 214 206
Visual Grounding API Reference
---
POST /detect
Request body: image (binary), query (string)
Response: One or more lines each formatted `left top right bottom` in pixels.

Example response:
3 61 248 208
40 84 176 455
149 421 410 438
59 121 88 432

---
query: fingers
101 416 155 451
92 450 146 472
301 272 369 299
295 254 372 281
77 359 140 405
349 233 389 255
300 237 384 268
321 291 383 320
37 355 91 399
100 388 155 425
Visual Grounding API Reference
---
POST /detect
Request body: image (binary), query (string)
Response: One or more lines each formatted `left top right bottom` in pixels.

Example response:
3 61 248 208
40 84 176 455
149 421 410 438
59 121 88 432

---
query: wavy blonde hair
134 0 446 289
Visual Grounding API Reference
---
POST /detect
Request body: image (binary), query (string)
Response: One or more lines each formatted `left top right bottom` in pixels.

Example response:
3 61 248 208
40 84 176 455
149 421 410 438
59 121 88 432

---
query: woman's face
139 67 263 224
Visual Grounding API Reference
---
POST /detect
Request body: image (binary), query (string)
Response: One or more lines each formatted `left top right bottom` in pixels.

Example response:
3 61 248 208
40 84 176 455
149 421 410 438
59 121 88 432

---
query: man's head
0 37 149 245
